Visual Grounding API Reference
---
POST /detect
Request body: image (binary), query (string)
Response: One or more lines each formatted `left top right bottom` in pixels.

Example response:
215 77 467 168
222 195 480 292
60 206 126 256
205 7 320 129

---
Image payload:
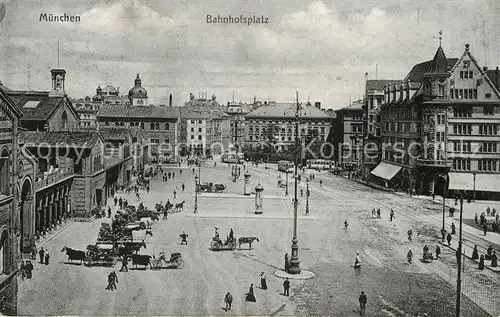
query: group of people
223 274 290 311
20 246 50 280
114 196 130 210
162 170 179 182
475 245 498 269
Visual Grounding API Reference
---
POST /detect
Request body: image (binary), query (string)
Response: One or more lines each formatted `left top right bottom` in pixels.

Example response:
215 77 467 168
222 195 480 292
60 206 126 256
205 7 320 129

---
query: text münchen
39 13 81 22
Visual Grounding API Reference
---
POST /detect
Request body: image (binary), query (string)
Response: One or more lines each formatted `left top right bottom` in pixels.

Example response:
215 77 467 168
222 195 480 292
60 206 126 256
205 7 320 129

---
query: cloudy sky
0 0 499 109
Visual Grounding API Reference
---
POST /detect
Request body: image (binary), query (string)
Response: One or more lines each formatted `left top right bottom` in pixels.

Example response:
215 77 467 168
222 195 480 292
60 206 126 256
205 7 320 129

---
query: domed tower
128 73 148 106
92 85 104 102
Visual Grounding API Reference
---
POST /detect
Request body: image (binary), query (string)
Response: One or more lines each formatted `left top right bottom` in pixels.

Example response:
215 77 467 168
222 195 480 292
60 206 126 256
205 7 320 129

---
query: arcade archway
20 177 33 254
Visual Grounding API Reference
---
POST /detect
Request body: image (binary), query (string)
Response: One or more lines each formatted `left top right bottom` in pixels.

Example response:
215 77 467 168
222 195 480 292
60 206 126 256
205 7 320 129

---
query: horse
117 241 147 257
175 201 185 212
132 254 153 269
61 246 86 264
238 237 259 250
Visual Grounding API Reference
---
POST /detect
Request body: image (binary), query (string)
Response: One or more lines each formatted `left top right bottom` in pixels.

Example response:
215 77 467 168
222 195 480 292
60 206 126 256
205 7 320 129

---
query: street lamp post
305 177 310 215
456 195 464 317
440 175 448 242
287 91 301 275
472 172 476 202
194 175 199 213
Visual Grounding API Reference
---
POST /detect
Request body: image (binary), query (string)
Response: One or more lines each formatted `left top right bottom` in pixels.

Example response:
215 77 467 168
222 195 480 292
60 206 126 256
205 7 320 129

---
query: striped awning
448 173 500 192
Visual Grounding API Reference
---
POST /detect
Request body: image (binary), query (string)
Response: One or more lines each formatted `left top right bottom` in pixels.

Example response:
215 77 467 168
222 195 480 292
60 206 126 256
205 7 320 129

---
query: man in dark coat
359 291 367 315
180 231 188 245
114 197 118 206
447 233 452 246
25 260 33 279
435 245 441 260
108 206 112 218
107 272 115 291
39 248 45 264
283 278 290 296
224 292 233 311
120 256 128 272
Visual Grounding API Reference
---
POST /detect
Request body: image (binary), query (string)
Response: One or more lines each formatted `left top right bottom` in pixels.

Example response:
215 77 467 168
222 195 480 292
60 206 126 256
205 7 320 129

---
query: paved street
18 161 499 316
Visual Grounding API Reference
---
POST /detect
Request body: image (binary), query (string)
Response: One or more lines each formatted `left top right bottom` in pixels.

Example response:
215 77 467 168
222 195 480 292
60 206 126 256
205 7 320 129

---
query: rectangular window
190 135 194 140
198 120 203 124
464 71 469 79
484 106 494 115
459 89 463 99
190 127 194 132
474 89 478 99
455 89 459 99
469 71 473 79
198 127 202 132
198 135 202 140
450 89 454 98
464 89 468 99
460 71 464 79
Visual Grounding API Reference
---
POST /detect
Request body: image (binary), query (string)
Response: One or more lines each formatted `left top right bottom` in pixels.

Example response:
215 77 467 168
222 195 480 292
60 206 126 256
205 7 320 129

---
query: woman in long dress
246 283 256 302
472 245 479 260
260 272 267 290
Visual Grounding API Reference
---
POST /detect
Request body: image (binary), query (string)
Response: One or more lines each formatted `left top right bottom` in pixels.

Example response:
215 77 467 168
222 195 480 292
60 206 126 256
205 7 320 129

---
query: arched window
155 123 160 130
61 111 68 129
165 123 170 130
115 122 119 126
150 123 155 130
0 229 8 274
0 149 9 195
140 122 144 129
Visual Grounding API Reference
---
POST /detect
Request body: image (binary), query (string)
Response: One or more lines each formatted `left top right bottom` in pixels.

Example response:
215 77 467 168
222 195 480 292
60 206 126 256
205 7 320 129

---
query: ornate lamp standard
283 91 305 275
194 175 199 213
472 172 477 202
305 177 310 215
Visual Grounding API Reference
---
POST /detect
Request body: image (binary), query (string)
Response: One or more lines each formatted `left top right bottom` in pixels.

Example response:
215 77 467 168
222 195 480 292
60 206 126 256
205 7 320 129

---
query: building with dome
128 74 148 106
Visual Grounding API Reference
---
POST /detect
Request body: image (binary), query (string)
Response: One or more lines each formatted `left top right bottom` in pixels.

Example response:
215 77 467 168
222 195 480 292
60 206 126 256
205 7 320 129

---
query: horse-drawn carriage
210 236 237 251
197 182 226 193
151 252 185 269
85 244 116 267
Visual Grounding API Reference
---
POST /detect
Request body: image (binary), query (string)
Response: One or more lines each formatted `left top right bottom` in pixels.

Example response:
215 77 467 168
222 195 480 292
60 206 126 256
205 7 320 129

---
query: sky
0 0 499 109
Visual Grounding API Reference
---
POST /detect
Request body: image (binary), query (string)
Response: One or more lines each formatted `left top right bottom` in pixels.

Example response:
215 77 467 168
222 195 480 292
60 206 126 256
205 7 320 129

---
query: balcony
416 158 452 168
35 167 74 191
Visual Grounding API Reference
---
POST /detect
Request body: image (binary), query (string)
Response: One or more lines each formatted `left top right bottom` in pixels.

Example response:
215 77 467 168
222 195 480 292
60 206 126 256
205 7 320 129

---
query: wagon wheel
175 258 185 269
210 240 221 251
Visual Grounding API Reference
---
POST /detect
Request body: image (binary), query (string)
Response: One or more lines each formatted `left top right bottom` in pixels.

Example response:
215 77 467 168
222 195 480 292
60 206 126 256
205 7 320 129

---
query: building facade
333 101 364 167
362 80 397 174
97 105 180 165
0 90 22 315
226 101 252 150
373 43 500 199
244 103 332 155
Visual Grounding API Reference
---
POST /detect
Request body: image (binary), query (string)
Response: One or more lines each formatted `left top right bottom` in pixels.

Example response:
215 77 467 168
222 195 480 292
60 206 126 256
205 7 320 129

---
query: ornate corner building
371 43 500 199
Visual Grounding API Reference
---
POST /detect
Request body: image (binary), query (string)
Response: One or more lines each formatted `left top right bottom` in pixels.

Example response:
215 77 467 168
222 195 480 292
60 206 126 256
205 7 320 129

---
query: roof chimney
169 94 172 107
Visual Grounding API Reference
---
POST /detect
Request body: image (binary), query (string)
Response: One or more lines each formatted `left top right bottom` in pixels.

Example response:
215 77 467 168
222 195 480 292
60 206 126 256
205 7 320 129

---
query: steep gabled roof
428 46 449 74
404 58 458 83
486 69 500 91
6 90 79 121
449 44 500 99
0 90 23 120
100 128 131 142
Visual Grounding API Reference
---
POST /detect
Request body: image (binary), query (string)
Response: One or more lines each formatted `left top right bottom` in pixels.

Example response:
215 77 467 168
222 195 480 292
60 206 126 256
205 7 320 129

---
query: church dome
128 73 148 99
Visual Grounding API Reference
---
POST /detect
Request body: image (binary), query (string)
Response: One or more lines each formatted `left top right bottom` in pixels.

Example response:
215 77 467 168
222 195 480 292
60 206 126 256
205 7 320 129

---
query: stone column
42 196 48 235
36 199 41 239
47 194 53 231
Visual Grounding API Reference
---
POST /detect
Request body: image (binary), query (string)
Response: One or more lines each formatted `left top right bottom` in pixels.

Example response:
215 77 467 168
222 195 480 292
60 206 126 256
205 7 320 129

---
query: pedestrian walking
182 183 185 191
44 251 50 265
146 185 150 194
407 249 413 264
108 206 111 218
246 283 256 302
25 260 33 279
111 271 118 288
483 223 488 236
120 256 128 272
389 209 395 222
451 223 456 235
376 208 381 219
260 272 267 290
39 247 45 264
447 233 452 246
435 245 441 260
491 251 498 267
106 272 115 291
479 255 485 270
180 231 188 245
475 213 479 226
284 253 290 272
472 245 479 260
441 228 446 242
180 169 182 175
114 197 117 206
283 278 290 296
359 291 367 315
20 261 26 279
172 172 175 179
224 292 233 311
31 245 37 261
173 190 177 199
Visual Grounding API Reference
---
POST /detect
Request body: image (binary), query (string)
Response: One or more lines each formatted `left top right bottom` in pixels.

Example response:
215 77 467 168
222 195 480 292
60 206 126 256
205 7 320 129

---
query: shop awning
476 174 500 192
370 162 402 180
447 173 473 191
